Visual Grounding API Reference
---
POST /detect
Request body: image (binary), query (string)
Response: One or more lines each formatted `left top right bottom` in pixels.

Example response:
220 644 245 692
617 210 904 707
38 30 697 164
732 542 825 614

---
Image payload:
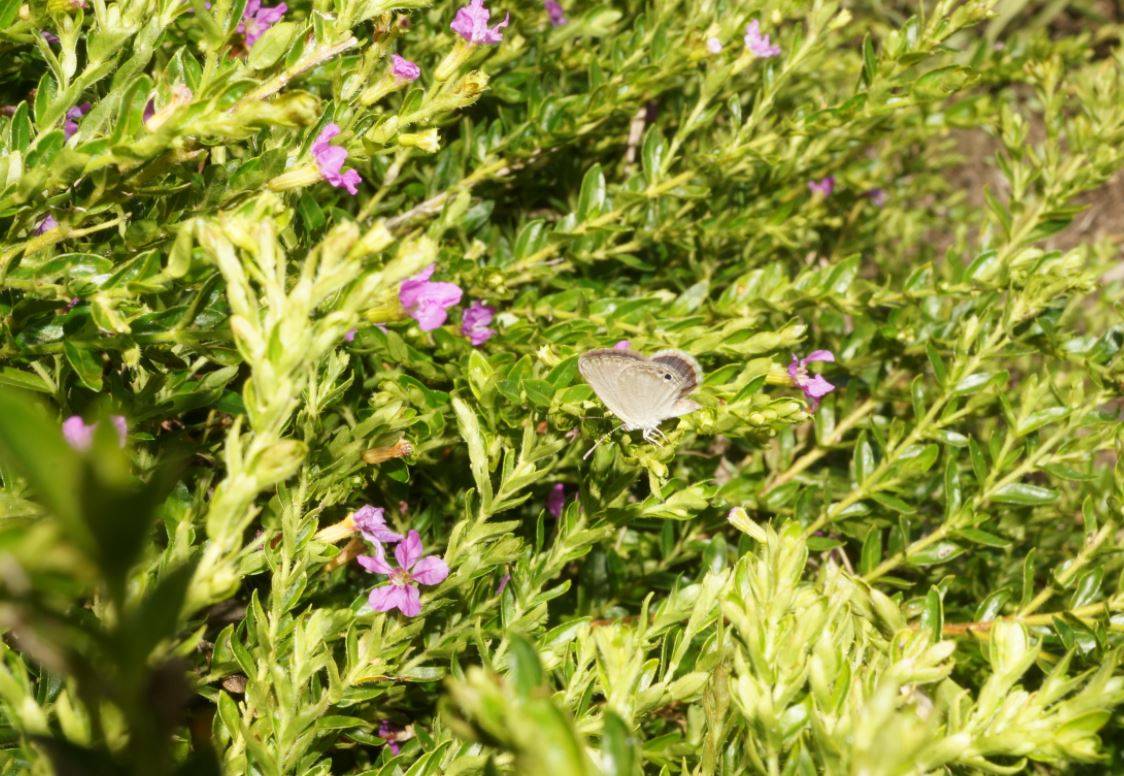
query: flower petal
787 355 801 381
804 350 835 364
396 530 423 569
368 584 408 612
62 416 94 452
803 374 836 399
410 555 449 586
357 549 394 575
398 584 422 616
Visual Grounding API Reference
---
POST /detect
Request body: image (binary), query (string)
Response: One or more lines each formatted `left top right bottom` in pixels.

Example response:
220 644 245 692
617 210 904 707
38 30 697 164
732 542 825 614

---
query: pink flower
451 0 509 45
398 264 463 331
613 340 631 349
461 300 496 346
63 102 91 139
312 123 362 195
497 573 511 594
238 0 288 48
547 483 566 518
744 20 781 58
788 350 836 410
351 505 403 544
868 188 887 207
378 720 403 755
391 54 421 81
344 327 357 342
358 530 449 617
706 36 723 54
808 176 835 197
111 415 127 444
543 0 566 26
62 415 127 452
35 215 58 234
42 31 59 45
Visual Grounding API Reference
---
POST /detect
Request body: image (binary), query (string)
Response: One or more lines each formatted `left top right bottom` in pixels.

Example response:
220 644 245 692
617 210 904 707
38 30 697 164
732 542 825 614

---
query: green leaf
991 483 1058 506
452 396 494 512
943 458 961 518
908 540 963 566
956 528 1009 548
576 163 606 220
859 527 882 575
0 367 53 393
853 432 874 485
600 711 639 776
926 343 947 385
952 372 993 396
0 0 19 29
0 389 84 542
63 341 105 391
248 22 300 70
507 634 544 697
861 34 876 86
9 102 31 151
33 73 58 131
118 556 199 667
920 587 943 641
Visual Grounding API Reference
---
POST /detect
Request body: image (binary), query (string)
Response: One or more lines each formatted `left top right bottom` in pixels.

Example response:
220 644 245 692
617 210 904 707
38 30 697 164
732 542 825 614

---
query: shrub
1 0 1123 773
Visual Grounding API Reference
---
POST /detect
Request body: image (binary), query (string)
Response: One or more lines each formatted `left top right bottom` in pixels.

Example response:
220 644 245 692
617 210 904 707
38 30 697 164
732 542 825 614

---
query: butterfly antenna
583 425 621 460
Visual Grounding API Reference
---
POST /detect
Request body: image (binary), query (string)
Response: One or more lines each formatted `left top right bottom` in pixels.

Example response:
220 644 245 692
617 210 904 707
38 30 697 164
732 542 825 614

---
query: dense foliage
1 0 1124 773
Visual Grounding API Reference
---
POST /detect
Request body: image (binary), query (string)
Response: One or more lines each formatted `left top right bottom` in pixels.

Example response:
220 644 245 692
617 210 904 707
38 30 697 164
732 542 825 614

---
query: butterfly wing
578 349 652 429
579 348 701 431
650 350 703 398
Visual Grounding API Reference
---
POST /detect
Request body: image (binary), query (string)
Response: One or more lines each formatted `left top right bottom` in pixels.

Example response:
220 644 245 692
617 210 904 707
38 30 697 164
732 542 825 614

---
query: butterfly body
578 348 702 442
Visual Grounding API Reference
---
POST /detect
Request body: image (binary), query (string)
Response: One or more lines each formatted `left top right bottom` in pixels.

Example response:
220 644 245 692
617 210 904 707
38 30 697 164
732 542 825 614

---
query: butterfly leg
642 428 666 446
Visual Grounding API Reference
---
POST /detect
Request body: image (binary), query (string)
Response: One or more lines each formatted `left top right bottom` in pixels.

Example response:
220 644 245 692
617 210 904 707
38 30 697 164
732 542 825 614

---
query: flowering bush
2 0 1124 773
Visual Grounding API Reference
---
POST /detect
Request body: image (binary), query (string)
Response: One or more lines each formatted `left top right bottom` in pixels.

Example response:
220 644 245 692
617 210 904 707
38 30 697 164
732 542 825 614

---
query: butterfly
578 348 703 450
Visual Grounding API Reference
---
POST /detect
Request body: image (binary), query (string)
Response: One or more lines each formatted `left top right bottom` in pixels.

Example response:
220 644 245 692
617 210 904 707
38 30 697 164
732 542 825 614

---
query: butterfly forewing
578 349 650 429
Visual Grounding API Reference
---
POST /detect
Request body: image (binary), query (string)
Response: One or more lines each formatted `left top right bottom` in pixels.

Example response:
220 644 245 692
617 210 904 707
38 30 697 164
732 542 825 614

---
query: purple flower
391 54 421 81
238 0 287 48
808 176 835 198
497 573 511 594
42 31 59 45
62 415 127 452
461 300 496 346
110 415 127 445
868 188 887 207
63 102 91 139
351 505 403 545
613 340 631 350
143 98 156 124
744 20 781 58
35 215 59 235
706 37 723 54
547 483 566 518
358 530 449 617
788 350 836 410
451 0 509 45
312 123 362 195
344 327 357 342
543 0 566 26
378 720 403 755
398 264 463 331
